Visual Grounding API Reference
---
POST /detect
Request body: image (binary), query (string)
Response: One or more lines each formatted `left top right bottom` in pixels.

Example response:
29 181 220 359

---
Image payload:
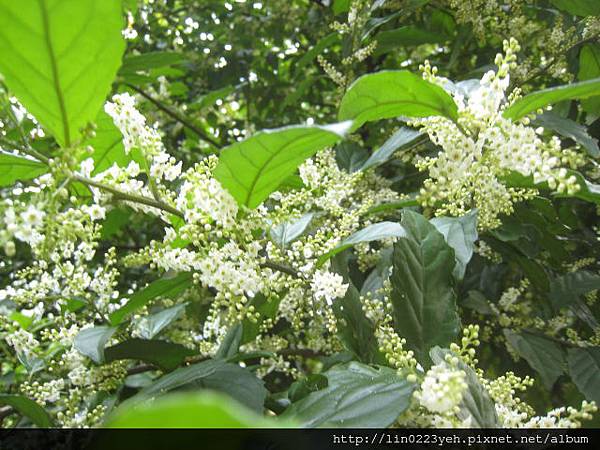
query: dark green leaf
567 347 600 404
281 362 415 427
503 78 600 121
109 272 192 325
0 0 125 147
74 326 117 363
214 123 350 208
534 112 599 157
374 26 444 55
578 44 600 114
0 394 53 427
0 152 47 187
390 210 460 364
549 0 600 16
503 330 566 388
216 324 243 360
105 338 196 371
338 71 459 130
134 303 187 339
288 374 328 403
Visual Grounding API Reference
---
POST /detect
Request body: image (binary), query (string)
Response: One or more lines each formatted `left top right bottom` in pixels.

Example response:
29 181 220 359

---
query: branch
126 83 221 148
261 260 301 278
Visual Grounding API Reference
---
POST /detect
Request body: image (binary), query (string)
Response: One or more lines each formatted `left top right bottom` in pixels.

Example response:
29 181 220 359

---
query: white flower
20 204 45 227
419 363 467 414
310 270 348 305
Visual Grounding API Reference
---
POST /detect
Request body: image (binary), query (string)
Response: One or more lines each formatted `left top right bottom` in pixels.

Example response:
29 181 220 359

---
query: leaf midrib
39 0 70 147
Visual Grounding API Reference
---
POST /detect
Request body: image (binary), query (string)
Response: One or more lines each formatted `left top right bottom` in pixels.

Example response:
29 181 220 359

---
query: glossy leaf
503 78 600 121
133 303 187 340
317 221 407 266
74 325 117 363
281 362 415 427
535 112 599 157
104 338 196 371
338 71 459 130
0 152 48 187
214 123 350 208
215 324 243 360
0 0 125 147
430 210 478 280
270 213 315 247
360 127 422 171
390 210 460 364
109 272 192 325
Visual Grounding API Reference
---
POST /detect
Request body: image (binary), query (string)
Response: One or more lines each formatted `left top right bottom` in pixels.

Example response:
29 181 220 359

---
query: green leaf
84 110 131 174
549 0 600 16
104 338 196 371
109 272 192 325
360 127 422 171
503 330 566 389
0 0 125 147
74 325 117 363
332 0 351 14
0 152 48 187
214 123 350 208
549 271 600 329
296 32 340 71
390 210 460 364
578 44 600 114
430 347 499 427
215 324 243 360
503 78 600 121
567 347 600 404
270 213 315 247
0 394 53 427
317 221 407 266
338 71 459 130
535 112 599 157
281 362 415 427
241 293 282 345
106 391 278 428
430 210 478 281
133 303 187 339
119 51 184 74
288 374 328 403
335 142 369 172
127 359 267 412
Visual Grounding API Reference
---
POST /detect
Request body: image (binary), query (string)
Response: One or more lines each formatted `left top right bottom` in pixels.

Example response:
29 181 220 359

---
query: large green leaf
390 210 460 364
73 325 117 363
503 330 566 389
549 0 600 16
85 110 130 174
549 271 600 329
281 362 415 427
0 0 125 147
534 112 599 157
374 26 444 55
214 124 349 208
578 44 600 114
106 392 278 428
430 210 478 281
104 338 196 371
338 71 459 130
0 394 53 427
317 221 407 266
109 272 192 325
0 152 48 186
127 359 267 412
503 78 600 121
567 347 600 404
430 347 499 427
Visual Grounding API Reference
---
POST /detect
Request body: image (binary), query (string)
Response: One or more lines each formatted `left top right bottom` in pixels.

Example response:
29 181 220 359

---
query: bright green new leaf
85 111 131 174
390 210 461 364
104 338 196 372
281 362 415 427
0 394 54 427
214 123 350 208
74 325 117 364
567 347 600 404
109 272 192 325
106 391 279 428
338 71 459 129
503 78 600 121
0 152 48 187
0 0 125 147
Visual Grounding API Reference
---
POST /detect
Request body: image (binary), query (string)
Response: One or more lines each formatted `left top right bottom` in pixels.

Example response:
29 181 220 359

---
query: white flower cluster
417 362 468 414
310 269 349 305
412 39 582 229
